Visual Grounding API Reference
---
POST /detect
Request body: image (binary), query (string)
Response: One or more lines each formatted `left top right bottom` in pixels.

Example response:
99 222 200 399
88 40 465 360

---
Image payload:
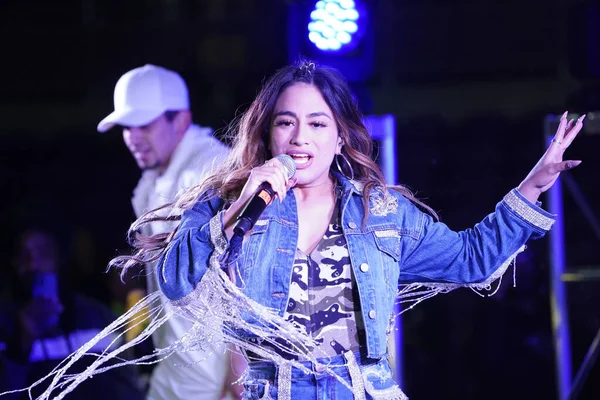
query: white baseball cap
97 64 190 133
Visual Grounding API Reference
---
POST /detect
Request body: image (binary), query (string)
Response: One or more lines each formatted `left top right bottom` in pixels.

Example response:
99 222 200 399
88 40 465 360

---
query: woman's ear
336 137 344 154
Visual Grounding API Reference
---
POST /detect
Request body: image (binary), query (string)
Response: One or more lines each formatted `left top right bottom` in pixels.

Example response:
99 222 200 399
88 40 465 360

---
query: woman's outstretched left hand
517 111 585 204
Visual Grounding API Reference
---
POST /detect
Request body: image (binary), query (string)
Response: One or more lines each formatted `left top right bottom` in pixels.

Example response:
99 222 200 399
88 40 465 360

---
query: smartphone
31 272 59 299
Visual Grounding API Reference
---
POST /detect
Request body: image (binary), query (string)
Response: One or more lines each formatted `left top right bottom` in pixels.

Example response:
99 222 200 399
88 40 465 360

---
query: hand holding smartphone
31 272 58 299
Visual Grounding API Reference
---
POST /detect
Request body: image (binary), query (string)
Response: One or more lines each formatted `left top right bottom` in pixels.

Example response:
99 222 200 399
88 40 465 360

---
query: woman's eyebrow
273 110 332 120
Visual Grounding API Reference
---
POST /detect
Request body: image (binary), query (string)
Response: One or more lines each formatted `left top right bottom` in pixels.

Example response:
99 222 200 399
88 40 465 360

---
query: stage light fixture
307 0 366 53
288 0 373 83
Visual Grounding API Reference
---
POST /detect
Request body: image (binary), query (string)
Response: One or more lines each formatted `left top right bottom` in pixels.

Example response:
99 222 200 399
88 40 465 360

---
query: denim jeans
242 351 407 400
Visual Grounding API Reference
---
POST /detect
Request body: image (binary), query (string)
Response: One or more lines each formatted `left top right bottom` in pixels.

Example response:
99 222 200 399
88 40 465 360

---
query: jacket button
360 263 369 272
348 222 357 229
368 310 376 319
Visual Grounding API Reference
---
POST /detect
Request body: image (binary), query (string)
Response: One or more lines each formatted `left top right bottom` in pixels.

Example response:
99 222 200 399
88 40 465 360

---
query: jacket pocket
372 229 401 262
240 219 270 272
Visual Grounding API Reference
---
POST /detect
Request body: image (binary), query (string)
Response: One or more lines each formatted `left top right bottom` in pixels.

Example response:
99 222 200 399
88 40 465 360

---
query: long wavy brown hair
111 60 437 273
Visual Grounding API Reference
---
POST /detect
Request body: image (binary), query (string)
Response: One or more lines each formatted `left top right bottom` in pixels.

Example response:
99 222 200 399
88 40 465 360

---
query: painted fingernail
561 111 568 120
567 162 573 169
578 114 586 122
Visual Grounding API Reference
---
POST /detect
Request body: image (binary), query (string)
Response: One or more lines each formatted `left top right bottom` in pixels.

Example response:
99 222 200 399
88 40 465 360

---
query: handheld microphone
233 154 296 237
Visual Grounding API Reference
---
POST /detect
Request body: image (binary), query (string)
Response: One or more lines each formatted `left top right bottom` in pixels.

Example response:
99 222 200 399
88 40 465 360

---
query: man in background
98 64 242 400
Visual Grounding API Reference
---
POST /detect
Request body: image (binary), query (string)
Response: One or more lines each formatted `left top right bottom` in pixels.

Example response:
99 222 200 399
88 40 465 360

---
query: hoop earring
335 153 355 181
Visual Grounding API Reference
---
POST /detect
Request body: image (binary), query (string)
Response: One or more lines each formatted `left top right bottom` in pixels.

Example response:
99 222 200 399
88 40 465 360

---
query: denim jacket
157 175 555 358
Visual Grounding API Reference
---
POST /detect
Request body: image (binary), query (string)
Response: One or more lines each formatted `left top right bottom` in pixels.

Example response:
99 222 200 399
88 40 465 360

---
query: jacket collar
333 171 364 196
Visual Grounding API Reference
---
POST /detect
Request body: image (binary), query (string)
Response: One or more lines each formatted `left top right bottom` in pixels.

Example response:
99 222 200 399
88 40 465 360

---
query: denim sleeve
157 198 226 300
399 189 555 284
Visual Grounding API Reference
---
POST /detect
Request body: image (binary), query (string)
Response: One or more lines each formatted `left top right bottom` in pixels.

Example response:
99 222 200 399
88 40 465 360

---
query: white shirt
131 124 233 400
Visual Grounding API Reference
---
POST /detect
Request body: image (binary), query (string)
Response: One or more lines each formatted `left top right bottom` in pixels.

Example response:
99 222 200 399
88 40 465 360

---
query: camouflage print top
281 200 365 359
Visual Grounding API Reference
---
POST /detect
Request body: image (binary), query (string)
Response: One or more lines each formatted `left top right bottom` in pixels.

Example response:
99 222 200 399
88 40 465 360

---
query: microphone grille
275 154 297 179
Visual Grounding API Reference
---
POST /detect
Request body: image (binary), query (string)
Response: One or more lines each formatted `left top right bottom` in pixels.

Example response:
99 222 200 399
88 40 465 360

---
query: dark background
1 0 600 398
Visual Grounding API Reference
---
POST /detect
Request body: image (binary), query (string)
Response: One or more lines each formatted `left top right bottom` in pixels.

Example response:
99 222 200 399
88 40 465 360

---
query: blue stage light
307 0 365 53
287 0 373 83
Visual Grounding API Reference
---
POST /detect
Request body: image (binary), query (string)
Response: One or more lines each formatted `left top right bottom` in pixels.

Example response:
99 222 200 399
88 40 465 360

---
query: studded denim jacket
157 175 555 358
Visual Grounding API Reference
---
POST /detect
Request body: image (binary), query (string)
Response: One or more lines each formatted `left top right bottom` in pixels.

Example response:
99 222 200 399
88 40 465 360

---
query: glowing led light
307 0 364 52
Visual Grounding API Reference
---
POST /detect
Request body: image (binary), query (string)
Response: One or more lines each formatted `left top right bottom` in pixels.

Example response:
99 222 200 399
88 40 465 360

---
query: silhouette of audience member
0 222 145 400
